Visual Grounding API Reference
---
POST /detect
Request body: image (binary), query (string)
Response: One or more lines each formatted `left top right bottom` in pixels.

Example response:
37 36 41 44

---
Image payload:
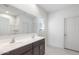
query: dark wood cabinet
23 49 32 55
39 42 45 55
2 39 45 55
32 45 40 55
32 39 45 55
32 39 40 55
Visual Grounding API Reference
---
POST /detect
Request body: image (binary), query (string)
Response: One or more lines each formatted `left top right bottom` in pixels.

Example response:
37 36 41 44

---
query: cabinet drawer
33 39 44 47
39 39 45 44
11 44 32 55
32 41 40 47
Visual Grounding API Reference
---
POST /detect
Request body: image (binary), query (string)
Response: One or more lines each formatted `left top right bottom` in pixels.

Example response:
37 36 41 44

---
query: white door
64 17 79 51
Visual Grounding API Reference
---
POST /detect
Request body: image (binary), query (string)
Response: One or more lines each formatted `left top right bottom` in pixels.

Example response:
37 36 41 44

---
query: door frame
64 18 66 49
64 18 68 49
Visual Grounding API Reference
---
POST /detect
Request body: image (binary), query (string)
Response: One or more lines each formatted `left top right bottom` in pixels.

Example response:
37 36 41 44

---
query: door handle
64 34 67 36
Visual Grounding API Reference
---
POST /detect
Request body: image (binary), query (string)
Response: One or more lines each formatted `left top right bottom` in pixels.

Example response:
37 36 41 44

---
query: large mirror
0 5 45 36
0 16 10 35
0 14 18 35
0 13 36 35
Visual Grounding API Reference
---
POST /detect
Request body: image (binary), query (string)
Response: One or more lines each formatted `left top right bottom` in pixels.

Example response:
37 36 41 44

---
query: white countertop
0 34 44 55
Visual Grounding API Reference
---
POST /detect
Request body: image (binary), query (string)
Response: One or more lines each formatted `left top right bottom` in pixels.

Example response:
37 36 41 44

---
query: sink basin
15 37 32 43
10 34 41 43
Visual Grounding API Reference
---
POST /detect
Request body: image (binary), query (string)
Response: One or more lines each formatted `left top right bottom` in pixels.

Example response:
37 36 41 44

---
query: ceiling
10 4 41 17
38 4 73 13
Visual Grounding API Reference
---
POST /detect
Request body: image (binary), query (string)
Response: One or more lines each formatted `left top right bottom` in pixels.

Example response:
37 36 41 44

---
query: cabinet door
32 40 40 55
33 46 40 55
39 39 45 55
40 44 45 55
24 49 33 55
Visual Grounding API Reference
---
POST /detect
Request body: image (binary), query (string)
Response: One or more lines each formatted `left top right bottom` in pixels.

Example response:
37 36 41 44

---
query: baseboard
64 48 79 52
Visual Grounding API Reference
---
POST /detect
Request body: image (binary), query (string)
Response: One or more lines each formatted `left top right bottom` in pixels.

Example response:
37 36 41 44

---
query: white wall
48 5 79 48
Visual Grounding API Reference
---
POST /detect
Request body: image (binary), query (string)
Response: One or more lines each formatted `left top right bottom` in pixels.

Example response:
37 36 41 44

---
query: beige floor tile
45 45 79 55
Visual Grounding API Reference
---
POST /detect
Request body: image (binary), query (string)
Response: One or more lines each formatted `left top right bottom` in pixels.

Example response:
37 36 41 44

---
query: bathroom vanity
0 4 45 55
1 38 45 55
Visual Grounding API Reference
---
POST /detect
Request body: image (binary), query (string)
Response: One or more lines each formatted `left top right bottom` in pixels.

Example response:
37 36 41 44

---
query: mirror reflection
0 5 45 36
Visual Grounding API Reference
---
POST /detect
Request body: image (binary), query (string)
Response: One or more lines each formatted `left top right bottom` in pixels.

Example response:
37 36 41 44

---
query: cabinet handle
64 34 67 36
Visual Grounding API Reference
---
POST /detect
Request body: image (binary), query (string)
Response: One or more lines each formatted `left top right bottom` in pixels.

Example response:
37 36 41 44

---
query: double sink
0 34 44 54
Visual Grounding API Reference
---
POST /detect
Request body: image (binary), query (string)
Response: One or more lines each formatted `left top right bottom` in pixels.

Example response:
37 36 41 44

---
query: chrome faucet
32 33 35 38
10 37 15 43
10 29 18 43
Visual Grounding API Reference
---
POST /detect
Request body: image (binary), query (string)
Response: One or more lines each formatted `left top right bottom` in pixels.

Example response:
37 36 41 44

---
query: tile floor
45 45 79 55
